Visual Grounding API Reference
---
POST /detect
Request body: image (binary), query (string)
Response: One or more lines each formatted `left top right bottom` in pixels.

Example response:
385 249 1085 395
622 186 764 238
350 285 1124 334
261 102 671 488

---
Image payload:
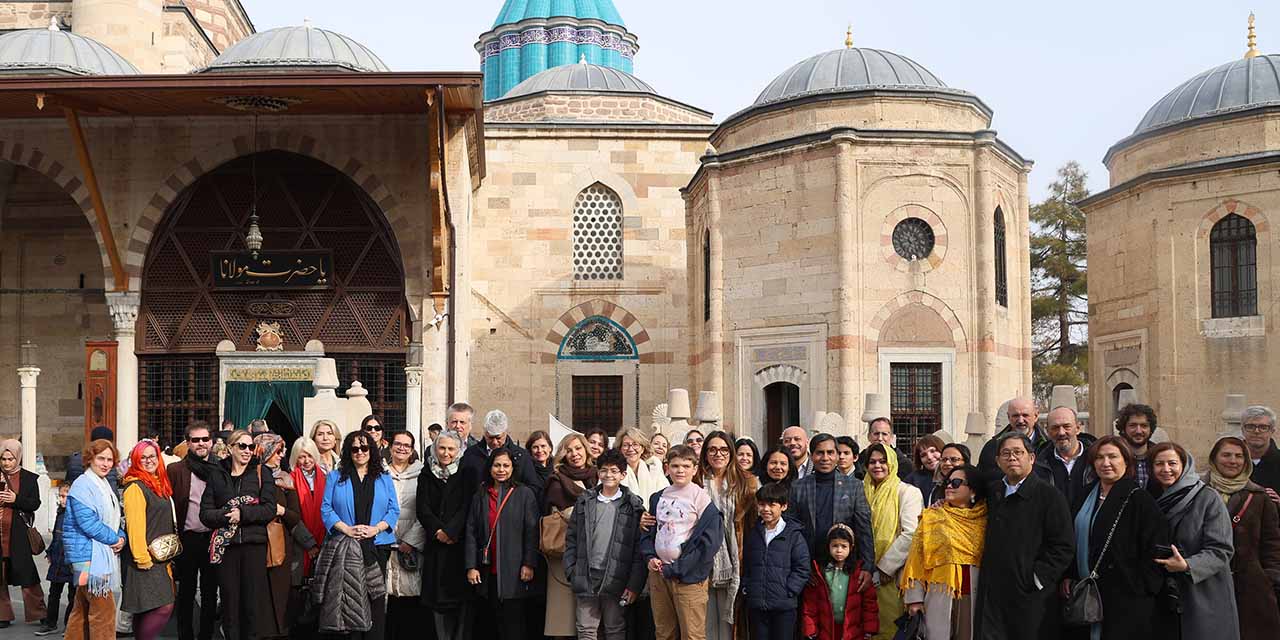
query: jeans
576 594 627 640
748 607 796 640
175 531 218 640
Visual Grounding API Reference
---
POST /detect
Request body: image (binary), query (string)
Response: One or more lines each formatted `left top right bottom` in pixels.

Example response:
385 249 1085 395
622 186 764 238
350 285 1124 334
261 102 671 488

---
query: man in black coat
974 432 1074 640
977 398 1047 482
166 421 220 640
458 409 540 501
1243 405 1280 505
1034 406 1096 506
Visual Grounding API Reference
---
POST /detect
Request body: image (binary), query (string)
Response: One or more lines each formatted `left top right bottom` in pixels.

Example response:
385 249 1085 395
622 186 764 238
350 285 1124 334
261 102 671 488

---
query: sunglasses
350 446 371 454
189 437 211 443
363 425 383 432
233 443 254 451
946 478 969 489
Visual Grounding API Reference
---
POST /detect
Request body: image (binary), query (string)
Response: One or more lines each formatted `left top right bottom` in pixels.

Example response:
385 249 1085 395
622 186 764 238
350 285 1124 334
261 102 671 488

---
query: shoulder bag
1230 492 1255 528
1063 488 1136 626
260 466 287 568
539 506 572 558
147 497 183 563
19 512 45 555
481 487 515 566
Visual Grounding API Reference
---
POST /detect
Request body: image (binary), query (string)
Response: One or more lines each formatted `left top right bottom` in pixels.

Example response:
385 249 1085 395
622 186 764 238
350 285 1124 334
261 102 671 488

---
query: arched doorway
137 151 409 444
764 381 800 447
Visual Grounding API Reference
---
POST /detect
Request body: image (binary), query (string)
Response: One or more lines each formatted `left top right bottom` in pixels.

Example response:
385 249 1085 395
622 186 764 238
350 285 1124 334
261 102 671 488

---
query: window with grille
333 354 408 433
572 375 624 435
1210 214 1258 318
572 183 624 280
889 362 942 446
994 208 1008 308
138 356 220 447
703 230 711 322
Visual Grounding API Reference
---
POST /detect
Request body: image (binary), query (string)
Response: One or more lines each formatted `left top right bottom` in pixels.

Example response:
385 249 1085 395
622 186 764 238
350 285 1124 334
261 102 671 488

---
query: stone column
17 366 39 470
423 296 450 433
833 137 859 423
405 365 424 450
972 134 997 434
1017 168 1034 395
106 292 140 452
705 169 725 403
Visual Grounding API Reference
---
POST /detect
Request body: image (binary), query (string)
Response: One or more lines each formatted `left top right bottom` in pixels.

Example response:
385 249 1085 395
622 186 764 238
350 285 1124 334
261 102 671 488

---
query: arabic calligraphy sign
211 251 333 290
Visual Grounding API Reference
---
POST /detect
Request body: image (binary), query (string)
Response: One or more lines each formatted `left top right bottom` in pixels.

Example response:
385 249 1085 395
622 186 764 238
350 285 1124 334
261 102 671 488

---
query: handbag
266 519 287 568
148 498 182 563
539 506 572 558
892 611 926 640
1063 488 1136 626
481 487 515 566
20 512 45 555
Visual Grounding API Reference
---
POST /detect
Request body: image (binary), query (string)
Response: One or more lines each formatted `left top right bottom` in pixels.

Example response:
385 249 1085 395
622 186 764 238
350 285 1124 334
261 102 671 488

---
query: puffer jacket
198 458 277 545
740 518 810 611
62 480 123 567
563 485 646 598
312 533 386 634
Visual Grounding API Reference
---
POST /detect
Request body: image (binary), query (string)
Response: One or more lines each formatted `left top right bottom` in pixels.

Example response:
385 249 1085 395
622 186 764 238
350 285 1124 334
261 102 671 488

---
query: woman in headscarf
287 437 325 639
863 443 923 640
63 438 124 640
417 432 477 640
119 440 177 640
255 433 304 640
0 439 45 628
698 430 758 640
542 433 595 639
384 430 427 640
1148 442 1238 640
901 464 988 640
309 420 341 473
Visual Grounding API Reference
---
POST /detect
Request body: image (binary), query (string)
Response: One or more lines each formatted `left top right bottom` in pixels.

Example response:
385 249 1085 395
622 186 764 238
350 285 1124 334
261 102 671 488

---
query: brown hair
666 443 699 465
1085 435 1135 480
82 438 119 468
912 434 946 468
1209 436 1249 465
1148 442 1190 469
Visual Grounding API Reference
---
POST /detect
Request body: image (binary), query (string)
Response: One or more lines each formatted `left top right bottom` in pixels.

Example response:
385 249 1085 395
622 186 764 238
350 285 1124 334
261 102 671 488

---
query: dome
492 0 625 28
753 48 949 107
1134 54 1280 134
0 26 139 77
502 62 655 99
200 25 389 74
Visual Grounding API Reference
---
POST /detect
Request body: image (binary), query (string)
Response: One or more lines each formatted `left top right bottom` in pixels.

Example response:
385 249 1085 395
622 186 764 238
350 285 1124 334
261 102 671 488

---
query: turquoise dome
477 0 637 101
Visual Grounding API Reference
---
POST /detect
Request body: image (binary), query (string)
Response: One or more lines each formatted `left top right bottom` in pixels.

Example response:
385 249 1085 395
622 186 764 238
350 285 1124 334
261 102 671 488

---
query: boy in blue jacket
741 481 810 640
638 444 722 640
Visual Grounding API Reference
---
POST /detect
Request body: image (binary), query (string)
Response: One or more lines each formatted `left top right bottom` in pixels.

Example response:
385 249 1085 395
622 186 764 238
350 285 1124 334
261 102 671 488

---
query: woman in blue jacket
322 429 400 640
63 438 125 640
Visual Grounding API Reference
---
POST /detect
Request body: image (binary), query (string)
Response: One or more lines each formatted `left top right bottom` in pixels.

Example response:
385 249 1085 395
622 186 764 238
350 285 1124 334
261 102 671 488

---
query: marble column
106 292 140 452
423 296 450 435
405 365 424 451
833 137 859 424
17 366 39 470
705 169 725 404
972 134 997 434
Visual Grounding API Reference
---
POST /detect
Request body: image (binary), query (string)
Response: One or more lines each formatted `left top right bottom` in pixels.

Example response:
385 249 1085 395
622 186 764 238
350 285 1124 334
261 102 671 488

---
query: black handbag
1063 488 1135 626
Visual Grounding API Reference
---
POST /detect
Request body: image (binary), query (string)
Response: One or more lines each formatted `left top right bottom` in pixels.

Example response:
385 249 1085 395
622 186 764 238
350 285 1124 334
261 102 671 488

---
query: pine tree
1030 162 1089 402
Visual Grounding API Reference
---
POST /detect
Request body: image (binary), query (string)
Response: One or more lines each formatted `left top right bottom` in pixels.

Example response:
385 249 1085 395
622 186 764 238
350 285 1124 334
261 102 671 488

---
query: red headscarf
122 440 172 498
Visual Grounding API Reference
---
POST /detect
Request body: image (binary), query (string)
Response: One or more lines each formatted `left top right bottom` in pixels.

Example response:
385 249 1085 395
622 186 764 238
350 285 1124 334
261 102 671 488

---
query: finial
1247 12 1260 59
48 16 59 31
845 23 853 49
304 17 313 29
579 53 587 64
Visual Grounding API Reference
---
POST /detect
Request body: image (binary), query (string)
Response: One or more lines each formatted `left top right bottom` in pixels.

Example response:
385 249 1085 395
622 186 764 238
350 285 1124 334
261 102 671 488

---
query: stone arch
0 139 117 288
878 303 955 347
861 170 972 219
867 290 967 351
125 132 416 298
543 298 653 360
753 363 807 388
880 203 949 272
1197 198 1269 240
566 165 641 215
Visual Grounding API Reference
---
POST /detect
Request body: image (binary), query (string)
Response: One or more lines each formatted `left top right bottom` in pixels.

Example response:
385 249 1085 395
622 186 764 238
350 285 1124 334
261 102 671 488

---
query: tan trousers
0 580 46 622
648 570 707 640
65 586 115 640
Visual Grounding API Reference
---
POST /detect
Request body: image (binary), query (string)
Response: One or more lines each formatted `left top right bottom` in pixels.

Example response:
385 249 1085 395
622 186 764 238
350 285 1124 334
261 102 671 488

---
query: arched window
1210 214 1258 318
994 207 1008 307
703 230 711 322
572 183 624 280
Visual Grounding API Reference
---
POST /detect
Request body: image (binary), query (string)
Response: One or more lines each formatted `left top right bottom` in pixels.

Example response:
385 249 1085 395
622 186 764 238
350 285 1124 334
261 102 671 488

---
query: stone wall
1106 113 1280 185
161 8 216 72
0 2 72 31
178 0 252 53
485 93 712 125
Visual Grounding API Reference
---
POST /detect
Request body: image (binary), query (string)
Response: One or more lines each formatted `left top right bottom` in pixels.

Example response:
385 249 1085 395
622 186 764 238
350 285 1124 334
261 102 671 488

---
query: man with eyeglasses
166 421 221 640
459 409 541 501
1242 405 1280 505
974 432 1073 640
1032 406 1094 505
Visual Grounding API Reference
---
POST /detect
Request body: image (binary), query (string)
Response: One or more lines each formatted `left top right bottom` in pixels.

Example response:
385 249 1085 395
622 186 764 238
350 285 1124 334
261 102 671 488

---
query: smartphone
1154 544 1174 559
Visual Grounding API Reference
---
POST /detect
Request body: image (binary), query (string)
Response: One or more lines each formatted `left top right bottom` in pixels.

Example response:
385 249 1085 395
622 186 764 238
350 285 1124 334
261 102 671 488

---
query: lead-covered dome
0 27 139 76
753 48 950 107
200 25 389 74
504 62 654 99
1134 54 1280 134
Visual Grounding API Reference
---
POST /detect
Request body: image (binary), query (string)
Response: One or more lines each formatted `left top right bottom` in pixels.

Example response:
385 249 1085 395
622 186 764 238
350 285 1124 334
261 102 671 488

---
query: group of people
0 400 1276 640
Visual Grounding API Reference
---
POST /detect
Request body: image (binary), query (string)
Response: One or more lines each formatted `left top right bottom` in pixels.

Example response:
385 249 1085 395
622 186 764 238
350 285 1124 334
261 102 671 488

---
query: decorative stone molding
866 290 966 352
105 291 141 337
544 298 652 360
1196 198 1269 240
753 363 807 388
880 204 949 272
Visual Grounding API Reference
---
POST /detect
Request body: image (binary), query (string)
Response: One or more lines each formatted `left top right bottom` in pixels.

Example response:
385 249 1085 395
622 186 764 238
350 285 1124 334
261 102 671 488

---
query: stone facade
484 93 712 125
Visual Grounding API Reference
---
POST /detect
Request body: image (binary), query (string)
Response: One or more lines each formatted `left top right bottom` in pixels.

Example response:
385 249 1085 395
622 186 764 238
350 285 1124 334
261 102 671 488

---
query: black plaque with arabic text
211 251 333 290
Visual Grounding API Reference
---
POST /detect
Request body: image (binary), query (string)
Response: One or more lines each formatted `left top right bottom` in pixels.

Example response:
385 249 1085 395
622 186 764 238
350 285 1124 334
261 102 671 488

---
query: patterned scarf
898 502 987 597
208 494 259 564
864 448 902 562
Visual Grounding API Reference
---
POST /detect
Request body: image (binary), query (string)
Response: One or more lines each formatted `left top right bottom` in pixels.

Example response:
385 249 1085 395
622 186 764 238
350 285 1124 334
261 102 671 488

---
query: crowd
0 400 1278 640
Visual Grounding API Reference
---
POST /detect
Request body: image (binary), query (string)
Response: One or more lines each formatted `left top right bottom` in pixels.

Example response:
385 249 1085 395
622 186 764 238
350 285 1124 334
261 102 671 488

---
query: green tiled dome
492 0 625 28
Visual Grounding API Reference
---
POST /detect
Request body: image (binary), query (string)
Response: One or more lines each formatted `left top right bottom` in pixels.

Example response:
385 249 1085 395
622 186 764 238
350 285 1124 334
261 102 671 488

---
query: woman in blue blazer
321 429 400 639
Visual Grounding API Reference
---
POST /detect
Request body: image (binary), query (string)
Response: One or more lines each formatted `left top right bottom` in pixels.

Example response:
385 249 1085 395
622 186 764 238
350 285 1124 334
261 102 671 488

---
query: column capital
404 366 424 388
17 366 40 386
105 291 141 337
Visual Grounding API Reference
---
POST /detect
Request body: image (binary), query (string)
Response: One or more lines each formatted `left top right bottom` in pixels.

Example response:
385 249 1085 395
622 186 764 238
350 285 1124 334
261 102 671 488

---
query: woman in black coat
199 429 278 640
0 439 44 627
417 432 478 640
464 448 539 640
1062 435 1169 640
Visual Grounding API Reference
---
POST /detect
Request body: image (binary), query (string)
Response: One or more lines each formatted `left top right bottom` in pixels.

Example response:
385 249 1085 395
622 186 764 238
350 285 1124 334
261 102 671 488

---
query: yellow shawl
899 502 987 597
863 446 901 562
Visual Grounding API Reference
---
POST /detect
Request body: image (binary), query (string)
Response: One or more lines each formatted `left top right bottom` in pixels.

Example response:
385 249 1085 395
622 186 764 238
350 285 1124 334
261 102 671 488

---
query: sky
242 0 1270 201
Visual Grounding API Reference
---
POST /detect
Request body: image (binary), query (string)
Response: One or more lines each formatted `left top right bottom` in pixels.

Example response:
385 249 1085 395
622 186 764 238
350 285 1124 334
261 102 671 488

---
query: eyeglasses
621 441 642 451
233 443 254 451
140 454 159 462
1244 424 1275 434
707 446 731 457
189 436 211 444
350 446 371 454
392 442 413 449
363 425 383 432
940 456 966 465
999 449 1028 459
946 478 969 489
686 437 704 444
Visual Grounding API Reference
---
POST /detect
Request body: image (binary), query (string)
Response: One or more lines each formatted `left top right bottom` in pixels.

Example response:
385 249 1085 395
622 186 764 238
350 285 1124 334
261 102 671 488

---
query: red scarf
122 441 172 498
292 465 327 575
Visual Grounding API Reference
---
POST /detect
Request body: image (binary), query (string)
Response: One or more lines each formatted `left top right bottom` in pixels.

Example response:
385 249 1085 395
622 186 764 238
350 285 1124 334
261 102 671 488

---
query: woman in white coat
618 427 668 504
384 430 427 640
864 443 923 640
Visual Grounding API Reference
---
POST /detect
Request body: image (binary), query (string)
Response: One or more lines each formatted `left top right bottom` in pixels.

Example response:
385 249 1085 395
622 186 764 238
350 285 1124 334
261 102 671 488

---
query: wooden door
84 341 117 442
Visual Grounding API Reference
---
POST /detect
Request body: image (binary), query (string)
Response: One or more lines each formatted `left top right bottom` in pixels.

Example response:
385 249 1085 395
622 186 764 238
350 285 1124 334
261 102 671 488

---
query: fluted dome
754 48 950 107
492 0 625 28
200 25 389 74
0 27 139 76
504 62 654 99
1135 54 1280 134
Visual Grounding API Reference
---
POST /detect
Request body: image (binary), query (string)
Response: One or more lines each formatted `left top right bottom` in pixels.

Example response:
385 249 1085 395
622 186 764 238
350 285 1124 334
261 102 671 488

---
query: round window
892 218 936 261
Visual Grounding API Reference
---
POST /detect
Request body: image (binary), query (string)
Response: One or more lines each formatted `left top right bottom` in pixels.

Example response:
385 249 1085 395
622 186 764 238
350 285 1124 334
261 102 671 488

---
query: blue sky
243 1 1268 201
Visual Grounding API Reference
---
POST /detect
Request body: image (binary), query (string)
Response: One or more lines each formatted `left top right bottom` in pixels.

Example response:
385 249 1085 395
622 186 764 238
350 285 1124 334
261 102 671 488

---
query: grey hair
484 409 509 434
431 431 464 464
1242 405 1277 428
288 437 321 470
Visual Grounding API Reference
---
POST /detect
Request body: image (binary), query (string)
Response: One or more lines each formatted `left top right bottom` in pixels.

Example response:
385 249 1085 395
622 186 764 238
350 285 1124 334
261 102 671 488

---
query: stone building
1080 26 1280 452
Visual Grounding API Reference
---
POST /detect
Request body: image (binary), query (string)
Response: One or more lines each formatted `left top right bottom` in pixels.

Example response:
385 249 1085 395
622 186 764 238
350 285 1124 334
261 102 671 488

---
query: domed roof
503 61 654 99
754 47 949 106
1134 54 1280 134
200 25 389 74
493 0 625 28
0 26 139 76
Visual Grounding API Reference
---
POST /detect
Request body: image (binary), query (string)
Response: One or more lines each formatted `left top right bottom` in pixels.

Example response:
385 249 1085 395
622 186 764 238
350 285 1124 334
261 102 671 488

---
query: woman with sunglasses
699 430 759 640
199 429 277 640
466 448 540 639
901 464 988 640
256 433 305 640
683 429 705 459
321 430 400 640
359 415 389 461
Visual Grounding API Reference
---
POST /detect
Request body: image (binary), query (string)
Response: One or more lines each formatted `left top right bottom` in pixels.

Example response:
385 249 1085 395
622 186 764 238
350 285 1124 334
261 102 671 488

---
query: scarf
186 451 219 482
121 441 172 499
1207 454 1253 503
209 494 259 564
67 471 121 596
899 502 986 597
623 456 669 504
430 455 459 481
704 475 740 587
292 465 327 575
864 448 902 562
255 433 285 469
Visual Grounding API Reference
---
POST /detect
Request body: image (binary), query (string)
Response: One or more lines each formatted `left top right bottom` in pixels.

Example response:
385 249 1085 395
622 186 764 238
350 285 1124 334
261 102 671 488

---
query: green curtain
224 382 274 432
270 382 315 437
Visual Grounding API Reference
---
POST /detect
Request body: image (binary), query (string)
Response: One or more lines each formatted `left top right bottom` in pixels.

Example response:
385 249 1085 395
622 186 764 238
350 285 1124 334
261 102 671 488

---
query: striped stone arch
0 139 118 288
543 299 657 362
1196 198 1270 240
124 132 417 298
880 203 949 272
866 290 968 352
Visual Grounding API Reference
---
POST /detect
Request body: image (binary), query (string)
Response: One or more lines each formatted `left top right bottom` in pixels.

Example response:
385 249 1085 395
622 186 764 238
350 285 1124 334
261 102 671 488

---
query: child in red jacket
801 524 878 640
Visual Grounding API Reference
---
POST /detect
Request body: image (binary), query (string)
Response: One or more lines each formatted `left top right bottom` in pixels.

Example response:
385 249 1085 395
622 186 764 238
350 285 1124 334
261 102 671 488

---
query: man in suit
166 421 220 640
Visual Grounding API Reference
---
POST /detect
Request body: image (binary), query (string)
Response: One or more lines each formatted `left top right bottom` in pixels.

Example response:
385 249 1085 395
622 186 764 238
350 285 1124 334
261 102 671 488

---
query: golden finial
1246 12 1260 59
845 23 853 49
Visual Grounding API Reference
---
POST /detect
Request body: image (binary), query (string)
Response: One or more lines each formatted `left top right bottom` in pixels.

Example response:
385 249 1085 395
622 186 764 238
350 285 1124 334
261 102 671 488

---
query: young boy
638 444 723 640
564 448 647 640
34 484 73 636
741 481 811 640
